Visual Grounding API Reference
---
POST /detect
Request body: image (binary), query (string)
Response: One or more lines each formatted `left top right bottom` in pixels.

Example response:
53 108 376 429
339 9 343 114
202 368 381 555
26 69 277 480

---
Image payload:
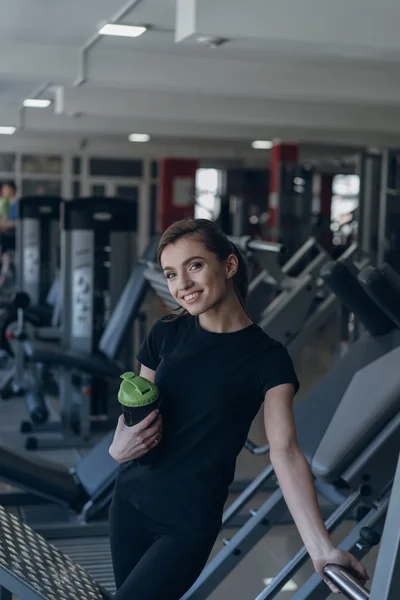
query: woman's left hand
312 548 370 594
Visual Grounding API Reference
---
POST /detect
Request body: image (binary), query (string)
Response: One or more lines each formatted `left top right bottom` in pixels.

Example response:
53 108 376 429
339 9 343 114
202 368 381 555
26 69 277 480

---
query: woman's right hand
109 410 163 463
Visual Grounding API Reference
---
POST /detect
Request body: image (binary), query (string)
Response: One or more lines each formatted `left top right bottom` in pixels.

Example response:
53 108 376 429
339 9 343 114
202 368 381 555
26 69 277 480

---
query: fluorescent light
23 99 51 108
129 133 150 143
252 140 273 150
263 578 298 592
0 127 16 135
99 23 147 38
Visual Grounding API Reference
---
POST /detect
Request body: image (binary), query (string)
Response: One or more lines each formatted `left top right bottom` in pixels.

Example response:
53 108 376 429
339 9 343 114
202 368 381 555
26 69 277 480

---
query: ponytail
230 242 248 312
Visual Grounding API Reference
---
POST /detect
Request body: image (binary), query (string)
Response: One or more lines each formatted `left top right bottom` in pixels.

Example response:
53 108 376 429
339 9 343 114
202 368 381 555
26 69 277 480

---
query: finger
348 557 369 582
141 417 163 441
147 436 162 450
134 410 160 432
137 435 162 457
324 580 340 595
142 427 163 449
116 414 127 430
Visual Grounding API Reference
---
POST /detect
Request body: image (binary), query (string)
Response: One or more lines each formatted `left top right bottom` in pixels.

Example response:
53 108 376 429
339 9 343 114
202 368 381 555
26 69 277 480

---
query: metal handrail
323 565 370 600
244 439 270 455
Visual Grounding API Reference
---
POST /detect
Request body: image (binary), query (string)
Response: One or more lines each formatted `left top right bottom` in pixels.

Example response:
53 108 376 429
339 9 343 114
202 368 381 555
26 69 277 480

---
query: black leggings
109 493 218 600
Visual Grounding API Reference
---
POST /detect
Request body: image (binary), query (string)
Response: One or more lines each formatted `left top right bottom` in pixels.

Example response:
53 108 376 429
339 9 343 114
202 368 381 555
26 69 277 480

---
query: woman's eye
189 262 202 271
166 272 175 279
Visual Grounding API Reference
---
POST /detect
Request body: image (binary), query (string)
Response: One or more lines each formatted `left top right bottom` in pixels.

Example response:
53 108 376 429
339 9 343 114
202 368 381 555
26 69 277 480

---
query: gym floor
0 294 379 599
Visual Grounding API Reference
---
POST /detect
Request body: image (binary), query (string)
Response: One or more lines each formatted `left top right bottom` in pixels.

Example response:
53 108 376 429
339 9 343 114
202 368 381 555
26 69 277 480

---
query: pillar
159 158 198 232
319 173 334 251
268 142 299 249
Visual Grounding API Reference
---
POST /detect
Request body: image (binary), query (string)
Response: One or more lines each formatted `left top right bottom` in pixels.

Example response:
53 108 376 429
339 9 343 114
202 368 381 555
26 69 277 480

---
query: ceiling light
0 127 16 135
23 99 51 108
263 578 298 592
252 140 273 150
99 23 147 38
129 133 150 143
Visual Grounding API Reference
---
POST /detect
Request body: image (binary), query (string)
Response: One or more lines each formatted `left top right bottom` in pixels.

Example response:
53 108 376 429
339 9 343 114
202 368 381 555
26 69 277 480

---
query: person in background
0 181 18 288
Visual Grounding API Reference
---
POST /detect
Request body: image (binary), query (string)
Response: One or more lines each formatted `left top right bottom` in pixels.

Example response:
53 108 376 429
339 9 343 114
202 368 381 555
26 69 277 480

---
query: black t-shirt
115 315 299 534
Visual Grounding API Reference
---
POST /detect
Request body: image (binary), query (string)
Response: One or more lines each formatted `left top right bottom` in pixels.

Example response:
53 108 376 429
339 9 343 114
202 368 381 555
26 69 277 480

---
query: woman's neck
197 295 253 333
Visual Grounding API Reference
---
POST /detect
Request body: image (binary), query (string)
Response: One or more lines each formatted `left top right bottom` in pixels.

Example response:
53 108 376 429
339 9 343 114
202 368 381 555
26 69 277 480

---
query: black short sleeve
136 318 165 371
260 346 299 397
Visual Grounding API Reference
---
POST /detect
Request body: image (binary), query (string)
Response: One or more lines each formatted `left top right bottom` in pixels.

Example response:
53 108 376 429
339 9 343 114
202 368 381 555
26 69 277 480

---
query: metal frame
369 453 400 600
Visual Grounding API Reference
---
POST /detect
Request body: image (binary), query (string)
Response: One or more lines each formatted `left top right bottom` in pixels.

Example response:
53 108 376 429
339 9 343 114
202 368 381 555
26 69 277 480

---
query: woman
109 219 368 600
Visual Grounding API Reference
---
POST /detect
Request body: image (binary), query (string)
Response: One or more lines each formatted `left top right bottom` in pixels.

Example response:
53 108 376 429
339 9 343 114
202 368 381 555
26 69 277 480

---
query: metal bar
377 150 389 267
288 497 389 600
0 586 12 600
244 440 270 455
228 236 283 255
281 237 317 274
254 490 362 600
222 464 275 527
182 488 287 599
0 567 46 600
370 453 400 600
323 565 370 600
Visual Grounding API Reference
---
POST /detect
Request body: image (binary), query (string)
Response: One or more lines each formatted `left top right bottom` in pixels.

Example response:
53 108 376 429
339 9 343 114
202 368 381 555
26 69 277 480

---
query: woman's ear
226 253 239 279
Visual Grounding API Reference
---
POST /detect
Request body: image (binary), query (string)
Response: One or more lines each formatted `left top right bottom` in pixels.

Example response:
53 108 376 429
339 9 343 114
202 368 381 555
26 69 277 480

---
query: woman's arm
264 384 369 593
140 364 156 383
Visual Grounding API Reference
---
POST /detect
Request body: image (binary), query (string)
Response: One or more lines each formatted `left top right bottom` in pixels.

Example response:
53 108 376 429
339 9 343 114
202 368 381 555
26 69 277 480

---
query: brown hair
157 218 248 314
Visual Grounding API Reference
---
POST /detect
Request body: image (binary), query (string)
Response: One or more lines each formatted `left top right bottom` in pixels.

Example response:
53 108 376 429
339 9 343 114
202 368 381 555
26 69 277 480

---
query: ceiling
0 0 399 161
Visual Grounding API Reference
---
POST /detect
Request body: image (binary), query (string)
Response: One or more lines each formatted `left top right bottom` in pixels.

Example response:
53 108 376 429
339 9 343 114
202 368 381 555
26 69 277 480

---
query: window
151 160 159 179
195 169 222 221
22 155 62 174
0 153 15 172
89 158 143 178
150 184 158 235
73 157 81 176
331 174 360 246
73 181 81 198
22 180 61 197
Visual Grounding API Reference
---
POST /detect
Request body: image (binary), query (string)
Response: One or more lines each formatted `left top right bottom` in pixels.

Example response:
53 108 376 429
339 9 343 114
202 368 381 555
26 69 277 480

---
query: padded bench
24 342 122 380
0 504 111 599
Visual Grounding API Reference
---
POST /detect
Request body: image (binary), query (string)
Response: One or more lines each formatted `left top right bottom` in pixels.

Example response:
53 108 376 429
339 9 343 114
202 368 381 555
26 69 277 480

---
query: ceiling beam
1 40 400 107
176 0 400 52
54 86 400 134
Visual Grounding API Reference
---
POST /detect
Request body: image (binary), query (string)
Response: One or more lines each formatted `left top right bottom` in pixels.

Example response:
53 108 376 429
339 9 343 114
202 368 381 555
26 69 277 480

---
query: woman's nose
178 275 193 291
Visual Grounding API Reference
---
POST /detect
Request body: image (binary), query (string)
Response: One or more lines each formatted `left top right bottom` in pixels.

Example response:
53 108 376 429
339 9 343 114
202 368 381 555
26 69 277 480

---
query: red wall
159 158 199 231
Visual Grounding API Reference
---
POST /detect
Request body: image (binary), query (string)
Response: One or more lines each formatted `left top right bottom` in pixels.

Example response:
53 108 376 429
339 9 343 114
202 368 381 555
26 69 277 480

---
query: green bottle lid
118 372 159 407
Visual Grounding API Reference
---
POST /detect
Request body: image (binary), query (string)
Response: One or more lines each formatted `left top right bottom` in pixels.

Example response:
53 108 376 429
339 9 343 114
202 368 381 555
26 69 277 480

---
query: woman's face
161 236 236 316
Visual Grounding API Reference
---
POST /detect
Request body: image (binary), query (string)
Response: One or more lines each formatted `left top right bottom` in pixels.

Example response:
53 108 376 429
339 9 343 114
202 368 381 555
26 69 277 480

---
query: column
159 158 198 232
268 142 299 243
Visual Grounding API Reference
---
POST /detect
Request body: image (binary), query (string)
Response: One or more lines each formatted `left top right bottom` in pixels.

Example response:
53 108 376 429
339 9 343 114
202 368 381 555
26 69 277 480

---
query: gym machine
0 239 158 533
270 163 314 257
0 196 61 399
357 149 400 273
20 197 139 449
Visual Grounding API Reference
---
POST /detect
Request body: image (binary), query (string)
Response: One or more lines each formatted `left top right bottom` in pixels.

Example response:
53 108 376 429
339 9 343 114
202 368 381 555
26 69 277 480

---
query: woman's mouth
182 291 202 304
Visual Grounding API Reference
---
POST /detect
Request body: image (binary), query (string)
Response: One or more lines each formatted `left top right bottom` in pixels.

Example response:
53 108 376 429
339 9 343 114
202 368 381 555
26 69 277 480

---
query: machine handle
323 565 370 600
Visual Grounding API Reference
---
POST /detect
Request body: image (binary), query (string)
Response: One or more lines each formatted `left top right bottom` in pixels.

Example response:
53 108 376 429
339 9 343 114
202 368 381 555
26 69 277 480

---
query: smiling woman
157 218 249 322
108 218 368 600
